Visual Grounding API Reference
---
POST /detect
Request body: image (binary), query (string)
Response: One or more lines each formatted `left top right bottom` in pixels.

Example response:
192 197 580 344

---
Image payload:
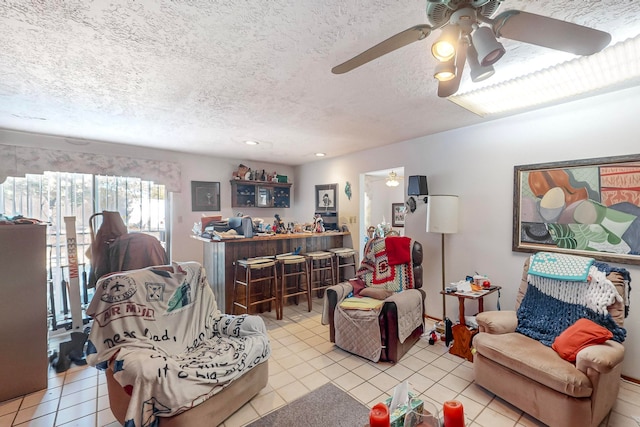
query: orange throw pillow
552 318 613 362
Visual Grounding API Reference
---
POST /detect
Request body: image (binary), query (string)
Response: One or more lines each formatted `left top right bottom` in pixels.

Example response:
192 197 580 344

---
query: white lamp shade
426 195 459 234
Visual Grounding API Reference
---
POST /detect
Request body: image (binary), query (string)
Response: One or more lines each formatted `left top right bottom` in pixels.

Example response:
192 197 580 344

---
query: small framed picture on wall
392 203 406 227
191 181 220 211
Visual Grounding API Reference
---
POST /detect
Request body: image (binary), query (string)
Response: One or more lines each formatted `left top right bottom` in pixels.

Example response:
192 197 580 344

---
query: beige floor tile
21 388 62 410
333 371 365 391
474 407 519 427
96 395 109 412
349 382 384 405
385 363 414 382
56 412 96 426
14 400 60 425
438 373 471 394
288 362 316 379
14 412 56 427
298 371 330 391
319 362 348 380
54 400 96 426
460 383 494 407
277 353 304 368
296 347 322 360
277 334 301 346
96 409 118 427
606 412 640 427
249 390 286 416
60 378 98 397
367 371 397 394
223 401 259 427
58 389 96 411
406 372 435 394
337 355 366 371
63 367 97 385
0 412 15 427
431 355 461 372
276 380 309 402
352 363 383 381
421 364 448 382
307 354 335 370
268 370 296 389
0 397 22 416
422 383 458 406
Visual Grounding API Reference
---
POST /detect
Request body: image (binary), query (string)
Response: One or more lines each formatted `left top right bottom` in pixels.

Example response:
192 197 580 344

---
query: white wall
294 85 640 379
0 130 296 265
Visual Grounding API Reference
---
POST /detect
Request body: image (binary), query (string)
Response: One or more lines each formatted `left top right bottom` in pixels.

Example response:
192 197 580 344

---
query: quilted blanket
86 262 270 427
516 254 626 346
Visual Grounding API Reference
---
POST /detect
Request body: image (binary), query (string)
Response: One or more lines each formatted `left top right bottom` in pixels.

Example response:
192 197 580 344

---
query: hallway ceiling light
386 171 400 187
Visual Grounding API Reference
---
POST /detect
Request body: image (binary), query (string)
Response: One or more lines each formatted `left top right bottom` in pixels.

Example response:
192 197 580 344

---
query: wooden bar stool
232 258 278 316
329 247 358 283
275 254 310 319
304 251 335 298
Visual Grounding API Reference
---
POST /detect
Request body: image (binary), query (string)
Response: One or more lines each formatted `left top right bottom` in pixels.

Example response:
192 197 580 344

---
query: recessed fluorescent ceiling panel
449 34 640 116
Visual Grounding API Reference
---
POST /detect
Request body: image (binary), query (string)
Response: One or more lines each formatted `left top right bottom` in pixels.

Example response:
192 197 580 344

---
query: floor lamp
426 195 459 319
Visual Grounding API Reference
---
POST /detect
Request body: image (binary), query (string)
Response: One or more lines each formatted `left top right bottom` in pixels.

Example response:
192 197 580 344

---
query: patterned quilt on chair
86 262 270 427
516 252 627 346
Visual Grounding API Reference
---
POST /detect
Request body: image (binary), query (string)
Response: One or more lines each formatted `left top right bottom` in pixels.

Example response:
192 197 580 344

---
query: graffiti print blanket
86 262 270 427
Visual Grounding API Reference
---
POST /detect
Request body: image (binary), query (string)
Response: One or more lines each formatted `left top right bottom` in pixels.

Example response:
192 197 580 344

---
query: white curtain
0 144 181 192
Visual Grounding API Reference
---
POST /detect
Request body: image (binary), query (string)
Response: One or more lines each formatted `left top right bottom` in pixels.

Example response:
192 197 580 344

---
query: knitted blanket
516 255 626 346
357 238 413 291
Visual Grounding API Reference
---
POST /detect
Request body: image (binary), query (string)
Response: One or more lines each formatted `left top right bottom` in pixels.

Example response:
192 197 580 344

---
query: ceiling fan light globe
434 60 456 81
431 25 461 62
432 41 456 62
472 25 506 66
471 67 494 82
467 44 495 82
435 71 456 81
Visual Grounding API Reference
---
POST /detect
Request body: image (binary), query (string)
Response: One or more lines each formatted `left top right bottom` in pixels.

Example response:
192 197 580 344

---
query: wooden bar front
198 232 349 313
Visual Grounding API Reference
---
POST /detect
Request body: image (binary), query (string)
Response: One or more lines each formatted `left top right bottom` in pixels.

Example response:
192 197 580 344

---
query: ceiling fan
332 0 611 97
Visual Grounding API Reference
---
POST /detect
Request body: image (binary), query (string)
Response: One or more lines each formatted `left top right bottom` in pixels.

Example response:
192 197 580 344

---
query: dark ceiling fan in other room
331 0 612 97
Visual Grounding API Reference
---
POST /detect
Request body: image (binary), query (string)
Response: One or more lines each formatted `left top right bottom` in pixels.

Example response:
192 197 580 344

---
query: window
0 172 167 331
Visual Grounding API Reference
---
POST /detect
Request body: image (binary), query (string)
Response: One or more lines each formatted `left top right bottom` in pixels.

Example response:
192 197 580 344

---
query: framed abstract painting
513 154 640 265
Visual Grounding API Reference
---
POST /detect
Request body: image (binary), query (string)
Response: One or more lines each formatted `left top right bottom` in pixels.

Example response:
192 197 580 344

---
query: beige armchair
473 256 629 427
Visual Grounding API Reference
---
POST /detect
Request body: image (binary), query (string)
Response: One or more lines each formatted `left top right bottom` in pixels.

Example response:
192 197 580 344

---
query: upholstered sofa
323 237 425 363
473 255 629 427
87 262 270 427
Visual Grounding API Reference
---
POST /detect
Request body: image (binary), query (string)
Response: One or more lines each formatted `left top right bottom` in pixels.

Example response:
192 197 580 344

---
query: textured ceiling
1 1 639 165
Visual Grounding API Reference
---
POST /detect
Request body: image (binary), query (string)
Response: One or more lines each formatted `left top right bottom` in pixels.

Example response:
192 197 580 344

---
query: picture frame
315 183 338 212
191 181 220 212
513 154 640 265
392 203 406 227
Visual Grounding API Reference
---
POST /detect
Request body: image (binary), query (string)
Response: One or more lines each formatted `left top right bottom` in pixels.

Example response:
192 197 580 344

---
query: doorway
359 167 405 256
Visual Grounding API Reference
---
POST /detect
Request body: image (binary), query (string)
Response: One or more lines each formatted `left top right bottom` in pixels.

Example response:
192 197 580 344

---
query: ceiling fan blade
493 10 611 55
332 24 432 74
438 42 468 98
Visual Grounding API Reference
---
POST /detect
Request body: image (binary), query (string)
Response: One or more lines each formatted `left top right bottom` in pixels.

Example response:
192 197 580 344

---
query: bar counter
195 231 350 313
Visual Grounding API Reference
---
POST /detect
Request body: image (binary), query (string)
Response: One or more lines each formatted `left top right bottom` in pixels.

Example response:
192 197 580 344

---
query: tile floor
2 299 639 427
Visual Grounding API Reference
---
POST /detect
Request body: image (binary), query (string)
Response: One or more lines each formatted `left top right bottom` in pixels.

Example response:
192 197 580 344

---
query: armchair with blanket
473 252 630 427
86 262 270 427
322 236 425 363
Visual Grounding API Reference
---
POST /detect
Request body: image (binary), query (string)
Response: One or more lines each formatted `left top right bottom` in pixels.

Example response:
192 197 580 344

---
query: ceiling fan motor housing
426 0 502 28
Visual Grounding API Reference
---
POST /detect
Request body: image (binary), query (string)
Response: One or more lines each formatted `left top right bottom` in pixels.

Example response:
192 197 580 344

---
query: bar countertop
192 230 350 244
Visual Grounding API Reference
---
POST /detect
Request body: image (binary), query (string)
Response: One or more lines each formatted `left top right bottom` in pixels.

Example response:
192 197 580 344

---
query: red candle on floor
369 402 390 427
443 400 465 427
